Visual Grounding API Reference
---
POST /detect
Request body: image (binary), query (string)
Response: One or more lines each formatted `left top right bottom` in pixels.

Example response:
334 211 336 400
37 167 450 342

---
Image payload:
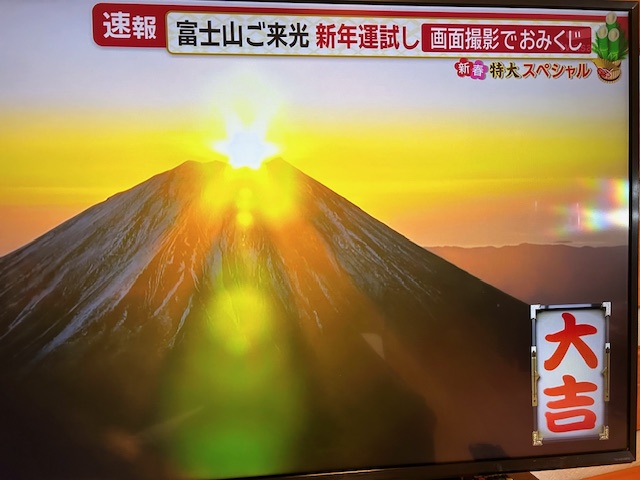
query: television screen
0 1 637 479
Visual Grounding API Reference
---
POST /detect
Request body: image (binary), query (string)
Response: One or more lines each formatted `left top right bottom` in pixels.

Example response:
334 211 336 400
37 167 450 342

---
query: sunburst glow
214 115 279 170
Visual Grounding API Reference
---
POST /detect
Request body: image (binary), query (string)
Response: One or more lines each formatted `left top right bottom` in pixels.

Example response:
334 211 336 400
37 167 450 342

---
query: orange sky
0 101 629 255
0 2 632 255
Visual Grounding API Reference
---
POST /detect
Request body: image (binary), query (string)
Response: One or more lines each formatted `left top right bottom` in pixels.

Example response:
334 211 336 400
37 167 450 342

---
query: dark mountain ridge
428 243 628 307
0 160 532 479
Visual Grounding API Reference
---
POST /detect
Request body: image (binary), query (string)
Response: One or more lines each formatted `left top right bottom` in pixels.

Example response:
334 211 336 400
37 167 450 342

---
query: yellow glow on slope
200 162 299 232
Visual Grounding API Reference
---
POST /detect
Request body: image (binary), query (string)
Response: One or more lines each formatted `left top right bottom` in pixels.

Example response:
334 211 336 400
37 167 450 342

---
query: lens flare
158 282 306 479
208 285 272 356
552 178 628 237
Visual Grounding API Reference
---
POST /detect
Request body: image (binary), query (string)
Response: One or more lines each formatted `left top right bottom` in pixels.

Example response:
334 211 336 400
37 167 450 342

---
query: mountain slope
0 160 532 479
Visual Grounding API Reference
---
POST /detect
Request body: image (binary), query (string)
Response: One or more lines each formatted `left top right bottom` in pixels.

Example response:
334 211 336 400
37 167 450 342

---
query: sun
214 117 279 170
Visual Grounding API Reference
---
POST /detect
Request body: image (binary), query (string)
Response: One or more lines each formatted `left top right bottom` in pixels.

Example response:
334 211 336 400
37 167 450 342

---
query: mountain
0 160 532 479
428 243 632 359
427 244 628 307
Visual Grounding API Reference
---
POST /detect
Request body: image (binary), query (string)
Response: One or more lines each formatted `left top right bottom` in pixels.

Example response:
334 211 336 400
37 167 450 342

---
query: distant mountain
427 243 628 307
0 160 532 479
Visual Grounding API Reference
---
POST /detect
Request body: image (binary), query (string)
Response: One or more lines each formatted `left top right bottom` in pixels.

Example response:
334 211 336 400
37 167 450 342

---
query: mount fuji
0 160 532 479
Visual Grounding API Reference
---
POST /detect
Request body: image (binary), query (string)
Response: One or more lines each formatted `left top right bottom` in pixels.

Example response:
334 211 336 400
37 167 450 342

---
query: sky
0 0 632 255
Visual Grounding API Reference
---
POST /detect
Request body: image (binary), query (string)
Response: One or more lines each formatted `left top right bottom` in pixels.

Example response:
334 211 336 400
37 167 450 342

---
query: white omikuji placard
533 304 609 443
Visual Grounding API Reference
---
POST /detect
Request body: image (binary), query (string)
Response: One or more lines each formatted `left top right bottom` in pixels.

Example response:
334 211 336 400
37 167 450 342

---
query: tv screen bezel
1 0 638 479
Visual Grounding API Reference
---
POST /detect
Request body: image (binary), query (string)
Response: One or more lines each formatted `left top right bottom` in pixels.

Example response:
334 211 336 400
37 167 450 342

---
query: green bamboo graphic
606 11 619 32
608 28 620 59
596 25 609 58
